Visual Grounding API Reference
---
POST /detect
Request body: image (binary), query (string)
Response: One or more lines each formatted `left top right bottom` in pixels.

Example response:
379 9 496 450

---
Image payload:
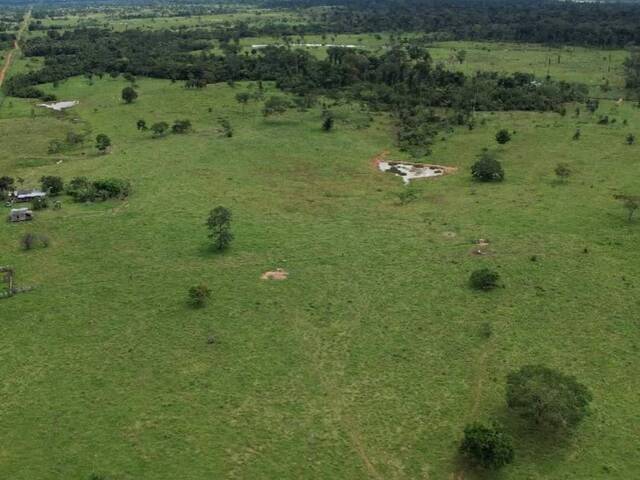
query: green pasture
1 73 639 479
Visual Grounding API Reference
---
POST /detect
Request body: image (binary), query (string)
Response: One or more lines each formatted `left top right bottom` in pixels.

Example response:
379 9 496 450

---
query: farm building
8 208 33 222
12 190 46 202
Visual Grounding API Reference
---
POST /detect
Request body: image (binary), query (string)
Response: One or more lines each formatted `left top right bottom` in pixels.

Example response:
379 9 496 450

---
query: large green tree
506 365 592 430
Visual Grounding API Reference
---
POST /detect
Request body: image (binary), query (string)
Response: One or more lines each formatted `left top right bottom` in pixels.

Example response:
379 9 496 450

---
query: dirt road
0 9 31 88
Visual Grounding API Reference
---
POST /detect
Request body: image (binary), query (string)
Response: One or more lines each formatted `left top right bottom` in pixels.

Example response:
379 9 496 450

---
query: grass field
1 41 640 480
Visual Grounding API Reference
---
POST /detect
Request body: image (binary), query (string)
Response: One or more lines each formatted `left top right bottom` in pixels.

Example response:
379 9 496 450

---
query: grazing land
1 2 640 479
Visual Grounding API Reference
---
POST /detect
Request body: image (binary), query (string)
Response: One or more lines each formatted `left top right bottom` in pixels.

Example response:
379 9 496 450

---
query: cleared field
1 72 639 479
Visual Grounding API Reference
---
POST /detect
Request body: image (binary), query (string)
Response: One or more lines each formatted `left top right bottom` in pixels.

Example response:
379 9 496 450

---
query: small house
12 189 46 203
8 208 33 222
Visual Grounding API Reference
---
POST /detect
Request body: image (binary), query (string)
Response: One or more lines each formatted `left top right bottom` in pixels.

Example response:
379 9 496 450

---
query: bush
471 152 504 182
20 232 49 250
554 163 571 182
218 118 233 137
469 268 500 290
188 284 211 308
31 196 49 210
506 365 592 430
67 176 130 202
95 134 111 153
172 119 192 134
262 96 289 117
459 423 514 470
151 121 169 137
40 175 64 195
495 129 512 144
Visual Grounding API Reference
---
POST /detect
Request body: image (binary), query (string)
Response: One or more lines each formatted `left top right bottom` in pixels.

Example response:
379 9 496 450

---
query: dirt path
0 8 31 88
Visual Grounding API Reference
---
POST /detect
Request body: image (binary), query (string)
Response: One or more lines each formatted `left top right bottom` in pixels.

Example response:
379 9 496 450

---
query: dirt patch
470 238 491 256
260 268 289 281
371 151 457 184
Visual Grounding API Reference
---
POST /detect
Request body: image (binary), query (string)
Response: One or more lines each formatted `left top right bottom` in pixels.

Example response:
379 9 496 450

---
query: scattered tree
206 206 234 251
469 268 500 290
506 365 592 431
471 151 505 182
626 133 636 145
188 284 211 308
136 119 147 131
95 133 111 153
121 86 138 104
459 423 515 470
573 128 581 140
456 49 467 64
40 176 64 195
0 176 15 194
495 129 512 144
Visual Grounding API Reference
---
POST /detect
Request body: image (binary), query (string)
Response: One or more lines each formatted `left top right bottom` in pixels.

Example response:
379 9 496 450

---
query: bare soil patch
260 268 289 281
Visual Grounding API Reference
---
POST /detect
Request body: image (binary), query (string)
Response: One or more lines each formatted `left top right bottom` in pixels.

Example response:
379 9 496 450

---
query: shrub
554 163 571 183
469 268 500 290
40 175 64 195
459 423 514 470
121 86 138 104
67 176 129 202
188 284 211 308
471 152 504 182
218 118 233 137
506 365 592 431
626 133 636 145
31 196 48 210
262 96 289 117
95 134 111 153
495 129 511 144
322 115 334 132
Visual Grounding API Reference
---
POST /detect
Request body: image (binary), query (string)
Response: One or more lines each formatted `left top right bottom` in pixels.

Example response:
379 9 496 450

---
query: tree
459 423 514 470
121 86 138 104
456 49 467 64
626 133 636 145
206 206 234 251
554 163 571 183
95 134 111 153
506 365 592 431
40 175 64 195
0 176 15 193
172 119 192 134
471 151 504 182
469 268 500 290
495 129 512 144
188 284 211 308
615 194 640 222
235 92 251 113
262 96 289 117
136 119 147 131
572 128 581 140
322 115 334 132
151 122 169 138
